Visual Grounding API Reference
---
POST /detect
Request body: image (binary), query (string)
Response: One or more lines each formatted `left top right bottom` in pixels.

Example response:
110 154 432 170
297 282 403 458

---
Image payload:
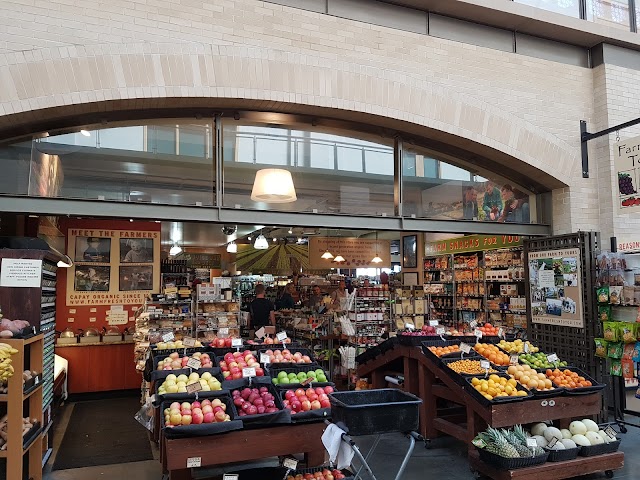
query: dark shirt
277 293 295 310
250 298 274 327
83 247 99 262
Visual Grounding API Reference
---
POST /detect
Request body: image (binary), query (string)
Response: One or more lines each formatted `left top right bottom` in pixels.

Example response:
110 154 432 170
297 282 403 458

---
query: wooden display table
160 423 326 480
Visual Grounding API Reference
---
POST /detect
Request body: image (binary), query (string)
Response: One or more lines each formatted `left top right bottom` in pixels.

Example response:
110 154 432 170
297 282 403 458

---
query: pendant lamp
170 244 182 256
333 255 345 263
371 231 383 264
321 229 334 259
226 241 237 253
251 169 297 203
254 234 269 250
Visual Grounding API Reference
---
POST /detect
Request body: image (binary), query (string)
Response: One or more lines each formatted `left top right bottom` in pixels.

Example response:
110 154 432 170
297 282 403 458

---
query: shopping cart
326 389 423 480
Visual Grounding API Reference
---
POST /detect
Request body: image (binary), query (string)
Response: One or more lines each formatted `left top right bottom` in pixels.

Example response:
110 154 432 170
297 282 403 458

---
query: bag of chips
610 359 622 377
623 342 636 360
622 359 634 380
597 286 609 304
594 338 608 358
598 305 612 322
603 322 618 342
607 341 623 359
609 286 622 305
633 342 640 363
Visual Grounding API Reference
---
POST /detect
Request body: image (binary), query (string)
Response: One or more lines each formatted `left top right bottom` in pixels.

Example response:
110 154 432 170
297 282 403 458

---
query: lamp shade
333 255 345 263
251 169 297 203
371 255 383 264
169 245 182 256
227 242 237 253
321 250 334 260
254 234 269 249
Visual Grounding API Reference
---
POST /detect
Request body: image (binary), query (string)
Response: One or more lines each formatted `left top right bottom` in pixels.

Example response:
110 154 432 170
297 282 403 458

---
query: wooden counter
55 342 140 393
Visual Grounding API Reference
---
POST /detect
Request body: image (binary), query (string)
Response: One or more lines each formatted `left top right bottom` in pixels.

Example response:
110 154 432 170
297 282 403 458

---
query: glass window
440 163 471 181
586 0 630 30
178 125 208 158
147 126 176 155
99 127 144 151
513 0 580 17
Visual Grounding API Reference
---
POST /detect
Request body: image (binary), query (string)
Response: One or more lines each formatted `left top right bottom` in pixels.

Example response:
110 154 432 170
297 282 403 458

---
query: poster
614 135 640 213
308 237 390 269
66 228 161 305
528 248 583 328
0 259 42 287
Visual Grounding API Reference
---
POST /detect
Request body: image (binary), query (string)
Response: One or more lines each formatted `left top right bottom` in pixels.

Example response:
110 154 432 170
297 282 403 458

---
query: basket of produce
281 385 334 423
505 364 564 397
518 352 568 370
227 379 292 428
473 343 512 367
571 421 621 456
22 371 42 395
328 389 422 436
421 341 463 364
287 466 353 479
474 426 549 470
545 445 580 462
217 350 265 382
160 393 243 438
545 367 605 394
465 373 531 406
270 366 331 388
155 371 224 400
258 347 316 368
440 357 501 385
496 339 539 355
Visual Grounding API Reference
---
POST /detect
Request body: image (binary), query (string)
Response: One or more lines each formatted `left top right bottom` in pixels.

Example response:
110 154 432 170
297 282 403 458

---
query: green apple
278 371 288 380
272 378 279 385
307 371 316 378
280 377 290 384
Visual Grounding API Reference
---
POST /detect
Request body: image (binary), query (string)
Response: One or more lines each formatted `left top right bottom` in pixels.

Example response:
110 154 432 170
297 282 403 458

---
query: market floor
43 397 640 480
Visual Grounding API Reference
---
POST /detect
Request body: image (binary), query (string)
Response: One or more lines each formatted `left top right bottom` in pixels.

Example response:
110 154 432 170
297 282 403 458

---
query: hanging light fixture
57 255 73 268
371 231 383 264
226 241 237 253
254 234 269 250
251 169 297 203
321 228 334 260
333 255 346 263
170 244 182 256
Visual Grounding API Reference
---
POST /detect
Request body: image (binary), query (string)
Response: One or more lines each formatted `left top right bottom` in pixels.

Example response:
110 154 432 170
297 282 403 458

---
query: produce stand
160 423 326 480
357 341 624 479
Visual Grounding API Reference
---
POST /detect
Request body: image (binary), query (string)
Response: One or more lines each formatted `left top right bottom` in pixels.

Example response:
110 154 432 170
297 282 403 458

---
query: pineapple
501 429 533 458
513 424 544 456
484 427 520 458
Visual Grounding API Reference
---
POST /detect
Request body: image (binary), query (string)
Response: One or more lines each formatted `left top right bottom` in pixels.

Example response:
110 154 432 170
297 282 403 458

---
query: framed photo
403 272 419 287
402 235 417 268
74 265 110 291
120 238 153 263
74 236 111 263
119 265 154 291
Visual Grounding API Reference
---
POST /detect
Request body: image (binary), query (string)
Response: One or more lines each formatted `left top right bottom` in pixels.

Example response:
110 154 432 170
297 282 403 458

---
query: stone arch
0 42 576 188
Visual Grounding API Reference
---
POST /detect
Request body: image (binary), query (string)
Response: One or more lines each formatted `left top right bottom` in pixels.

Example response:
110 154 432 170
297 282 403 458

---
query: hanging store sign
528 248 583 328
614 135 640 214
425 234 522 256
309 237 391 269
617 235 640 253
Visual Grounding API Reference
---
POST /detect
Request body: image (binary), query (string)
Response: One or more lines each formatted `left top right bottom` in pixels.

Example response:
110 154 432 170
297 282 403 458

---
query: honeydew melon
543 427 563 442
598 430 615 443
569 420 587 436
560 439 577 449
585 431 604 445
531 422 548 436
571 434 591 447
532 435 548 447
560 429 572 439
582 419 599 433
549 442 565 450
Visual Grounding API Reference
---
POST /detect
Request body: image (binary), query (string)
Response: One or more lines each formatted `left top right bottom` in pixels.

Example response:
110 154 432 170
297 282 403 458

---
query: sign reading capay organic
425 234 522 255
308 237 391 269
614 135 640 213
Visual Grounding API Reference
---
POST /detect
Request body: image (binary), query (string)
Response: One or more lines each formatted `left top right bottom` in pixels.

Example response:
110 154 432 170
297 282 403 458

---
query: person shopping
249 284 275 329
330 280 347 310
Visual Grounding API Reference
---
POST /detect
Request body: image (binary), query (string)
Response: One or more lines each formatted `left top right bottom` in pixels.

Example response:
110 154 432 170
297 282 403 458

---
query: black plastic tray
22 422 42 449
397 334 440 346
440 356 502 385
477 447 548 470
154 371 225 402
545 446 580 462
329 389 422 436
160 393 243 438
579 439 621 456
257 347 316 364
226 378 291 428
279 388 333 424
268 365 329 388
463 373 532 407
547 366 606 395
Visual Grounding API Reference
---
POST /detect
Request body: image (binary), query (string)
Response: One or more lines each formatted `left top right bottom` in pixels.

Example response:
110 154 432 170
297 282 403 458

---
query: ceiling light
321 250 334 260
226 242 237 253
254 234 269 250
333 255 345 263
247 236 252 241
371 231 383 264
251 169 297 203
170 245 182 256
288 228 293 234
297 237 303 243
80 129 91 137
57 255 73 268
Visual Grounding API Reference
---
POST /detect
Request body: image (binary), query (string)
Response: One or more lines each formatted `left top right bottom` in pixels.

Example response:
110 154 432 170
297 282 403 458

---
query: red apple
203 412 215 423
310 400 321 410
214 410 226 422
192 412 204 424
301 400 311 411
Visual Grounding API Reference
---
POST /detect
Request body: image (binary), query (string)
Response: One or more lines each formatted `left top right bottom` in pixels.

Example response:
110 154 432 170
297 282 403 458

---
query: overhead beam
580 116 640 178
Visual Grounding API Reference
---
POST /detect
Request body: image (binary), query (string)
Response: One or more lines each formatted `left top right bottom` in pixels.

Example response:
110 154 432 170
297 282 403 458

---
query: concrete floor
43 398 640 480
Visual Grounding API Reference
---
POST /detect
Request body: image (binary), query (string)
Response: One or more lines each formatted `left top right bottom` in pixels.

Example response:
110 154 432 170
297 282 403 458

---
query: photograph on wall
119 265 154 291
528 248 583 328
120 238 153 263
74 265 111 291
403 235 417 268
74 236 111 263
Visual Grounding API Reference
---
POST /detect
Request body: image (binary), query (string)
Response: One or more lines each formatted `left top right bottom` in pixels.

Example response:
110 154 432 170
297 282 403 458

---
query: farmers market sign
614 135 640 214
425 234 522 256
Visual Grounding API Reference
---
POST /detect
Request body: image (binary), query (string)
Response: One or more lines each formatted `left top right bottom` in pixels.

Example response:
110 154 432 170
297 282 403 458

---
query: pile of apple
156 351 214 370
155 339 203 350
231 386 280 416
219 351 264 380
262 349 313 364
286 469 347 480
282 387 333 414
164 398 230 427
209 336 240 348
158 372 222 395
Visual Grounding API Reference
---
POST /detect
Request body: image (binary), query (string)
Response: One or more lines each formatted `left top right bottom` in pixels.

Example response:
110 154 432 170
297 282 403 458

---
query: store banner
425 234 522 256
309 237 391 269
65 228 161 306
614 135 640 214
528 248 583 328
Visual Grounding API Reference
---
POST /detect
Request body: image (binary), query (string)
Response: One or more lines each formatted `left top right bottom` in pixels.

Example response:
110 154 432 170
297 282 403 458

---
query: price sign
471 438 487 448
429 320 439 327
183 337 196 347
405 322 415 330
526 438 537 448
300 377 313 386
186 457 202 468
510 355 519 365
260 353 271 364
460 342 472 354
223 475 239 480
35 376 39 385
186 381 202 394
474 328 483 339
231 338 243 347
255 326 266 339
480 360 490 370
547 437 558 449
469 320 478 329
605 425 617 440
186 357 202 369
218 327 229 336
282 457 298 470
547 353 559 363
435 326 446 335
524 342 530 353
498 327 504 338
242 367 256 378
276 331 288 342
162 332 175 342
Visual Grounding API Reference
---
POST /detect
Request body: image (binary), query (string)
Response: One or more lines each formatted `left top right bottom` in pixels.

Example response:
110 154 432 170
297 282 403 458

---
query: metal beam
0 196 551 236
581 116 640 179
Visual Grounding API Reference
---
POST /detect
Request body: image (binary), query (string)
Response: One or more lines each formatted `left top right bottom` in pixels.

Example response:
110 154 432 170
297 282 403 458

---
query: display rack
392 285 428 330
194 295 241 342
1 334 45 480
350 288 391 353
454 251 486 326
424 255 455 326
484 247 527 329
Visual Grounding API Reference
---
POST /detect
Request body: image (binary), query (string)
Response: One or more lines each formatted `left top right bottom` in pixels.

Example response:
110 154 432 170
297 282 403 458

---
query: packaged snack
597 252 610 270
597 286 609 304
622 359 635 379
609 286 622 305
598 305 612 322
633 342 640 363
594 338 608 358
610 359 622 376
603 322 618 342
607 341 623 359
623 286 635 305
623 342 636 360
620 322 637 344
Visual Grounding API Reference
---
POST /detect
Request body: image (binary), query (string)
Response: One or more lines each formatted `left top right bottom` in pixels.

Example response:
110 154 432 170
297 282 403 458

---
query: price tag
186 381 202 394
429 320 439 327
435 326 446 335
260 353 271 364
162 332 175 342
223 475 239 480
605 425 617 440
460 342 472 354
186 357 202 369
524 342 530 353
469 320 477 329
282 457 298 470
255 326 266 339
498 327 504 338
480 360 490 370
547 353 559 363
186 457 201 468
231 338 243 347
474 328 483 339
547 437 558 449
218 327 229 336
526 438 537 448
276 331 288 342
139 341 150 348
300 377 313 386
183 337 196 347
510 355 519 365
35 376 39 384
242 367 256 378
472 437 487 448
405 322 415 330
